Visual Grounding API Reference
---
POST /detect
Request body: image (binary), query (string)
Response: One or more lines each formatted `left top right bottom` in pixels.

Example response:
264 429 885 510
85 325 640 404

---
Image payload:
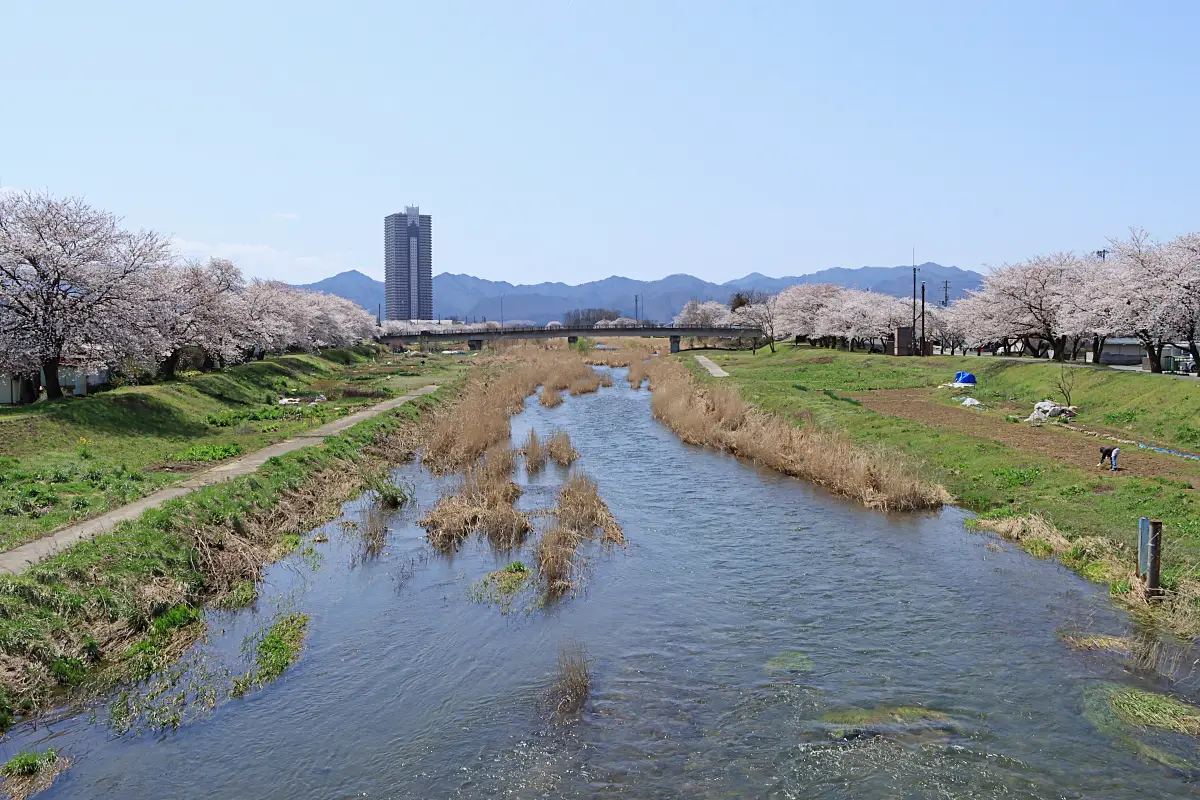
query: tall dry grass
536 524 581 597
524 428 547 473
420 447 531 551
556 472 624 544
539 386 564 408
644 360 949 511
551 641 591 715
535 470 625 595
626 359 649 389
567 372 603 396
422 349 591 473
546 431 578 466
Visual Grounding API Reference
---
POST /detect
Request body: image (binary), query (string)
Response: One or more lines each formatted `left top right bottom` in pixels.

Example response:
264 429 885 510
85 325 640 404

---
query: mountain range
298 263 983 325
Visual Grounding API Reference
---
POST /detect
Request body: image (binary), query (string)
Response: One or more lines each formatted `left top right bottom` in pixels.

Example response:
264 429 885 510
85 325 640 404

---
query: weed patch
232 612 310 697
551 642 591 716
170 443 244 462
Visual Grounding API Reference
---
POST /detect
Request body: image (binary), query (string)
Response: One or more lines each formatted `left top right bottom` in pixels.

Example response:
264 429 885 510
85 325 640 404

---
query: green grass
170 443 244 462
0 347 464 550
469 561 533 611
1 747 57 777
701 346 1200 574
0 387 450 728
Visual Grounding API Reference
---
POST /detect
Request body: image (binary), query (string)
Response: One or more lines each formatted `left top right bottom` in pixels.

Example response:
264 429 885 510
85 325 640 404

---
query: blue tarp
954 371 977 385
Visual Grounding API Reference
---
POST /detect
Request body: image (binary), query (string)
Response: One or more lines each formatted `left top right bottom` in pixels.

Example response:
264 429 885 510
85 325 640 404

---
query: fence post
1146 519 1163 599
1137 517 1150 578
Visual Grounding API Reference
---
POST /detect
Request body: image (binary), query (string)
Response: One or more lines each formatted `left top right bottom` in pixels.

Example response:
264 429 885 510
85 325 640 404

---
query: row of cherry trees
674 229 1200 371
0 191 376 398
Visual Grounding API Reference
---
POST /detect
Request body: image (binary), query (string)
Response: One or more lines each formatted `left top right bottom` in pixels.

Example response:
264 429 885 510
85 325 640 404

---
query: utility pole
911 250 919 355
500 294 505 327
941 280 950 307
1095 249 1110 261
634 294 640 322
920 281 926 355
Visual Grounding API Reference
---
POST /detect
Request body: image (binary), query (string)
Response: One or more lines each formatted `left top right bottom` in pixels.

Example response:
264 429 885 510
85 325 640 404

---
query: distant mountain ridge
298 263 983 325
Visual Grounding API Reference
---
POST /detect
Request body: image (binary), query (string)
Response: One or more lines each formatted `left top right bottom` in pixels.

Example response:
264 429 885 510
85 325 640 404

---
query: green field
0 347 465 550
692 346 1200 584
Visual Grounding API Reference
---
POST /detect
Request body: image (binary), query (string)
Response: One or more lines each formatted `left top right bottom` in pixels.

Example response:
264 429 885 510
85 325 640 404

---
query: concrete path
694 355 729 377
0 385 439 575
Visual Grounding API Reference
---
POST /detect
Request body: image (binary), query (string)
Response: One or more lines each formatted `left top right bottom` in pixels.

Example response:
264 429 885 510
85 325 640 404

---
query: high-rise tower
384 206 433 320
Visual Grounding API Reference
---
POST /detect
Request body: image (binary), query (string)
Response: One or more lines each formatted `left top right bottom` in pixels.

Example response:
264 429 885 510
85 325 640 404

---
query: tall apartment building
384 206 433 320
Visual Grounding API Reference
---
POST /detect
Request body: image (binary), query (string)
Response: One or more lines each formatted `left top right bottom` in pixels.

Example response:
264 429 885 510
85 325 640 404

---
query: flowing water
9 367 1200 798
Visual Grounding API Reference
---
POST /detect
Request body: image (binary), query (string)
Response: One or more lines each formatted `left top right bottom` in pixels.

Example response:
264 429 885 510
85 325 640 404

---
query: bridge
378 325 761 354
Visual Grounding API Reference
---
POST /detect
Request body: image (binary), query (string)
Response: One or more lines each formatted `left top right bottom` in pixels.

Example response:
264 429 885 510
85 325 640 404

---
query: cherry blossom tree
732 290 780 351
673 300 731 327
0 191 171 397
774 283 842 341
966 253 1082 359
1104 229 1188 372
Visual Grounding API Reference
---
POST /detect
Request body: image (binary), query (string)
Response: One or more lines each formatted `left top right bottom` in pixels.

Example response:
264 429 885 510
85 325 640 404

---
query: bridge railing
379 323 761 338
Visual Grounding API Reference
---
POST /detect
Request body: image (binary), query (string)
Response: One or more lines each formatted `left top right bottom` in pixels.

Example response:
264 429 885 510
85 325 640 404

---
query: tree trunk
160 349 182 379
767 337 775 354
1189 340 1200 374
42 357 64 400
201 352 216 372
1053 335 1068 361
1141 335 1164 373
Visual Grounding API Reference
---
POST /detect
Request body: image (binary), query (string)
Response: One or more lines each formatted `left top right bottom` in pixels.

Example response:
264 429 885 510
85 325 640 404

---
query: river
6 366 1199 798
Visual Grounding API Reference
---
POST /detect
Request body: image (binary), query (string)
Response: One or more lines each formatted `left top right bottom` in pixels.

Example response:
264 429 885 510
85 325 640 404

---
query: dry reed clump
583 341 655 368
524 429 547 473
551 641 591 715
421 348 603 472
546 431 578 466
419 447 531 551
567 372 603 396
536 524 582 597
626 359 649 389
644 360 949 511
556 473 624 544
539 386 564 408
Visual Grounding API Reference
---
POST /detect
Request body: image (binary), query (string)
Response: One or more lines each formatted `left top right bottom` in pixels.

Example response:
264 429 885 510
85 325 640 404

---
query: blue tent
954 371 977 384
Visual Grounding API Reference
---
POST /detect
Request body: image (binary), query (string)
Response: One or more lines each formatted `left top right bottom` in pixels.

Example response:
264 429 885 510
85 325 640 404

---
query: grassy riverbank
0 383 451 730
686 347 1200 624
0 347 466 550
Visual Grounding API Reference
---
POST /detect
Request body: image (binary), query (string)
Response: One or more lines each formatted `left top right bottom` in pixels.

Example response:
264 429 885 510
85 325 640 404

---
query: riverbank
0 382 452 732
684 346 1200 634
0 348 466 551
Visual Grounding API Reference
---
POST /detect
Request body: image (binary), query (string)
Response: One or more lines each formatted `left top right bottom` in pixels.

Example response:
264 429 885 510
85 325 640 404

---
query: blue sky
4 1 1198 285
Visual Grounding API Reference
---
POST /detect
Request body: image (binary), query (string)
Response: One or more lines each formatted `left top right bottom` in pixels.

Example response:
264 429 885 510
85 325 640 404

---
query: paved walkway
695 355 729 377
0 385 439 575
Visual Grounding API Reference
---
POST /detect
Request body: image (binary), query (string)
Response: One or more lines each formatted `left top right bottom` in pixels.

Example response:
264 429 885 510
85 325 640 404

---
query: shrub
2 748 57 778
170 443 244 462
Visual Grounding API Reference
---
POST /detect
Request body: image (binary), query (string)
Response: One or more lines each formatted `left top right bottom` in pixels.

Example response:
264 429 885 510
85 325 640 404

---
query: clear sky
4 1 1198 285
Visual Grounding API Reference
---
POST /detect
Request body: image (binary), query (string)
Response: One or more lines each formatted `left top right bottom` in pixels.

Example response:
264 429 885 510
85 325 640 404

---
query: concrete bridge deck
379 325 760 353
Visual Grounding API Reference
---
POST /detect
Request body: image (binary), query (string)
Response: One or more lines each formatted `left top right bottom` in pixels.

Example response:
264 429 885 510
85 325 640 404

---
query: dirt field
857 389 1200 486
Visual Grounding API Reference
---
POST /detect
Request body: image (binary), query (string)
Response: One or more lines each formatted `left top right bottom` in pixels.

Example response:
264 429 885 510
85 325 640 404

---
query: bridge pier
670 335 681 354
468 339 483 351
567 336 578 345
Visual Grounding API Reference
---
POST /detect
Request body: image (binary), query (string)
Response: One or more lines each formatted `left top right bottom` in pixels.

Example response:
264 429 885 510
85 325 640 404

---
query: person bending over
1097 445 1121 470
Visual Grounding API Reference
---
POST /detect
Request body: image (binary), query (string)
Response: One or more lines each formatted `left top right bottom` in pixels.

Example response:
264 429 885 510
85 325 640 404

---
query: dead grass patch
2 753 70 800
645 360 949 511
420 447 531 552
556 473 624 544
539 386 564 407
524 429 547 474
546 431 578 466
626 359 649 388
536 524 581 597
551 641 591 716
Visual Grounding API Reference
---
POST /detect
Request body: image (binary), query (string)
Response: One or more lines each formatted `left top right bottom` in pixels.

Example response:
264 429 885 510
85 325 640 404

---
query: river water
8 367 1200 798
